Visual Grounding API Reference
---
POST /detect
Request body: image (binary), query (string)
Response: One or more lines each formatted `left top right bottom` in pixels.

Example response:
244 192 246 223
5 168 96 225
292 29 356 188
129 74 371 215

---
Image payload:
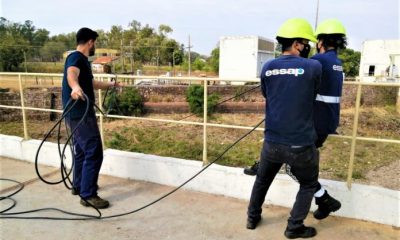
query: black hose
0 84 264 220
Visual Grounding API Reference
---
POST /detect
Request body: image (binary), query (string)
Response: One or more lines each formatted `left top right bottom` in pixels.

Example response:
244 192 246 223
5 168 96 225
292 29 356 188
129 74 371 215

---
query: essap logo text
265 68 305 77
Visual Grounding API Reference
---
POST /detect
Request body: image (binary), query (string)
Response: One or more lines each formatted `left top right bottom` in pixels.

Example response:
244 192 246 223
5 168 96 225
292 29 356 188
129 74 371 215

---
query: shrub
105 87 145 116
186 85 220 116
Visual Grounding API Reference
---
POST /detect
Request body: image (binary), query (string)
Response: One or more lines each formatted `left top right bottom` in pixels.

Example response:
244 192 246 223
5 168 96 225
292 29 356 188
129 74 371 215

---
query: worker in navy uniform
244 18 346 222
246 18 321 239
309 18 347 219
62 27 122 209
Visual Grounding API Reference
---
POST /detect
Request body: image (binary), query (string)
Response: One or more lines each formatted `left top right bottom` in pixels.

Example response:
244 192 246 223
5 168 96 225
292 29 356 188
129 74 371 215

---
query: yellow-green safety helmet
276 18 317 43
315 19 346 36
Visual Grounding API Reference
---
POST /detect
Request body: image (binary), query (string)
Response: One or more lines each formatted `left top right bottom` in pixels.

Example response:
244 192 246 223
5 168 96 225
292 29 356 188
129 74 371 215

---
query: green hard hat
276 18 317 42
315 19 346 36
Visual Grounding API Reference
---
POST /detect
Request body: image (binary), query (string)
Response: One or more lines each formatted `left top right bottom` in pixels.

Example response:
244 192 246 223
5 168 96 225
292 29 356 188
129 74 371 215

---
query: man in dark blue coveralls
62 27 121 209
246 18 321 239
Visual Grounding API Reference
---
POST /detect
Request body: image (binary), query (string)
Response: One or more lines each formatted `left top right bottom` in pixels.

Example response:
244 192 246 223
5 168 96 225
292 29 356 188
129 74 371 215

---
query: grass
0 107 399 182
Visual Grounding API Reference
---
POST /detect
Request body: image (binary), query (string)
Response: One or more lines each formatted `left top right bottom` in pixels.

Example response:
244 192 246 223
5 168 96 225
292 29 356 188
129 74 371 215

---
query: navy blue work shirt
260 55 322 146
62 51 95 119
311 50 344 135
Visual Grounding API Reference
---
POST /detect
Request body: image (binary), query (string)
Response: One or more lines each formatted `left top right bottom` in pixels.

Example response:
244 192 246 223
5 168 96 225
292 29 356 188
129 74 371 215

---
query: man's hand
71 86 85 101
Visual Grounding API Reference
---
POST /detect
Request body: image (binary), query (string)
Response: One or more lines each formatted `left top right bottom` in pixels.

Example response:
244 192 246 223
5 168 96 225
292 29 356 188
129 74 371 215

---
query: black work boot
80 196 110 209
246 216 261 230
244 161 260 176
71 187 80 195
314 191 341 220
284 225 317 239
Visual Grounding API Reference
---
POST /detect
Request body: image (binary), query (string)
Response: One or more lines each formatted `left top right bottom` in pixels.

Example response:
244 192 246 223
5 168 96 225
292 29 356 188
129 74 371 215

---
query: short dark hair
76 27 99 45
317 34 347 50
276 37 303 52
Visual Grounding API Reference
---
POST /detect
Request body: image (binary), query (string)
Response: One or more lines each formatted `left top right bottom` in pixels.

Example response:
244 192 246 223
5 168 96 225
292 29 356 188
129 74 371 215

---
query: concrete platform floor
0 157 399 240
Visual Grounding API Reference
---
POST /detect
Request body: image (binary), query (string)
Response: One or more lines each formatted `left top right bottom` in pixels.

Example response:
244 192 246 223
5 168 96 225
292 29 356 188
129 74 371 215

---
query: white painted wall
359 40 400 82
0 134 399 227
219 36 274 84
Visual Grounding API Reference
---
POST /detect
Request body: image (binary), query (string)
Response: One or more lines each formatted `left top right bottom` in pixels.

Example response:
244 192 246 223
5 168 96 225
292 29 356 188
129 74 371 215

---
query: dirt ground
358 159 400 190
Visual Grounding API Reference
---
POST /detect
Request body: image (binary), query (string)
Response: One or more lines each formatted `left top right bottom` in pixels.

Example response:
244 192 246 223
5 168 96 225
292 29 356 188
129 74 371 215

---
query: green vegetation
105 87 145 116
186 85 221 116
0 17 220 74
1 106 398 182
338 48 361 77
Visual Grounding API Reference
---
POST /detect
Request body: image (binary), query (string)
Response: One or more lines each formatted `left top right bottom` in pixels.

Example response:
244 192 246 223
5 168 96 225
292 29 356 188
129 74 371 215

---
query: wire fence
0 72 399 189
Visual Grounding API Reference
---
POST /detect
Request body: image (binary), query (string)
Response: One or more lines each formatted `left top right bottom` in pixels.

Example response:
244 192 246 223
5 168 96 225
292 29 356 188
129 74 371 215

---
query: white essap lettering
265 68 305 77
332 65 343 71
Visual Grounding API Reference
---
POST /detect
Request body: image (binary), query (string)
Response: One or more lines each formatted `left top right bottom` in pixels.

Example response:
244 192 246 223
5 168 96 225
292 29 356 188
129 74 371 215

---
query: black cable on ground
0 84 264 220
0 118 264 220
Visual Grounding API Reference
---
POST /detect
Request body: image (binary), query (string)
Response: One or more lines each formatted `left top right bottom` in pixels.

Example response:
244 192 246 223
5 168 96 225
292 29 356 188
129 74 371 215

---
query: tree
32 28 50 46
0 34 29 71
208 47 219 73
50 32 76 50
193 56 206 71
40 41 66 62
158 24 172 37
0 18 29 71
338 48 361 77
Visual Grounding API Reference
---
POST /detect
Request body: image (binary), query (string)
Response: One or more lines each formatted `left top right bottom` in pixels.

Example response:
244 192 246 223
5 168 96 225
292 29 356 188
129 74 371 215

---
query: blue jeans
247 141 319 230
67 114 103 199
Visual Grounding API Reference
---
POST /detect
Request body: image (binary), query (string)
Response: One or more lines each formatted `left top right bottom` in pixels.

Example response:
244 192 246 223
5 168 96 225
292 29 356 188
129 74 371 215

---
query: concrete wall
0 133 398 227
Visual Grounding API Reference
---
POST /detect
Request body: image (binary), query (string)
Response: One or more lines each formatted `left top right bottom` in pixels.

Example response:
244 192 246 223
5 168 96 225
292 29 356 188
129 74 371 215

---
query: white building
219 36 275 85
359 40 400 82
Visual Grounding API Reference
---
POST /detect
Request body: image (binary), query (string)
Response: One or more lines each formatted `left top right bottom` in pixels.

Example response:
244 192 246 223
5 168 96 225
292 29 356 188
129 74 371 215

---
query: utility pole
156 47 160 75
130 40 134 74
172 50 176 77
120 40 125 73
23 51 27 72
188 35 192 77
315 0 320 30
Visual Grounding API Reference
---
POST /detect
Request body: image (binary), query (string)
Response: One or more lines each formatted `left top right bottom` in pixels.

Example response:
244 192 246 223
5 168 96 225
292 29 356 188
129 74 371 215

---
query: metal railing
0 72 399 189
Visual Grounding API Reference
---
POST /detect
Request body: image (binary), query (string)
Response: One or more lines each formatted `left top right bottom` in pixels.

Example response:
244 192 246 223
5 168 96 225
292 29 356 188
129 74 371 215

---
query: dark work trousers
67 114 103 199
314 133 328 192
247 141 319 230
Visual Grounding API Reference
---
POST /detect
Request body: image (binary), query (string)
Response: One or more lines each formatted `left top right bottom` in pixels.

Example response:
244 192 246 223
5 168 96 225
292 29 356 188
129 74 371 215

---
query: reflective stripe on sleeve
316 94 341 103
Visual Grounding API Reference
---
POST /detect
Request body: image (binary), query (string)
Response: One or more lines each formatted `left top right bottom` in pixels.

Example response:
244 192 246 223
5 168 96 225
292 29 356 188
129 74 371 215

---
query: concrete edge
0 134 399 227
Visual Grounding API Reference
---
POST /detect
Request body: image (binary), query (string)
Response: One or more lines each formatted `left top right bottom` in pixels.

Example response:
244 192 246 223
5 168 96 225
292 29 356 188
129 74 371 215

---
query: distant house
92 56 118 73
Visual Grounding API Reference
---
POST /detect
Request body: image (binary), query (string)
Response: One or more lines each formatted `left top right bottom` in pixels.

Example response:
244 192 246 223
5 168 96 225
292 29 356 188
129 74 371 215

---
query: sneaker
314 194 341 220
246 217 261 230
80 196 110 209
284 225 317 239
244 161 260 176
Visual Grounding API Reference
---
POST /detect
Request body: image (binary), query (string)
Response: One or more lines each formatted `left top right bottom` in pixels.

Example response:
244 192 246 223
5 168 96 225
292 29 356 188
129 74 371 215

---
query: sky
1 0 399 55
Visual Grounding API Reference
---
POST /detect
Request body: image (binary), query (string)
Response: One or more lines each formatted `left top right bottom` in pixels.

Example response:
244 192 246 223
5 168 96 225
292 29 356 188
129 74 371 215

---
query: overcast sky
1 0 399 55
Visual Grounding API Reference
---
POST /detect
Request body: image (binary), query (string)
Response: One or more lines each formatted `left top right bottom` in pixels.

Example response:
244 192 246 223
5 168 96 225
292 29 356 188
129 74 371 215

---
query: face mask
89 45 96 56
299 43 311 58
